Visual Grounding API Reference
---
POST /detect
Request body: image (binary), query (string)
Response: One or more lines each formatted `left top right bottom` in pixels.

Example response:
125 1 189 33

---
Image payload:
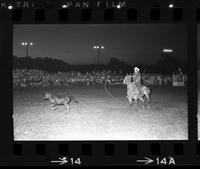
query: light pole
93 45 104 65
21 42 33 69
162 48 174 74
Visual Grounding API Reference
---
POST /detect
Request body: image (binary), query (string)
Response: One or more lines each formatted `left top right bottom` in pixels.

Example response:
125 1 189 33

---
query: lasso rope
104 79 125 102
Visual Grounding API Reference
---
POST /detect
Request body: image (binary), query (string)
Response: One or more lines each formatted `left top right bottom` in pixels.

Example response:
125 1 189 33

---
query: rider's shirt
132 72 141 85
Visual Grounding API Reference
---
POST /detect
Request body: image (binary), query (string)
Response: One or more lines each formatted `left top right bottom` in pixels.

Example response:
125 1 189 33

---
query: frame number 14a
156 157 175 165
137 156 176 165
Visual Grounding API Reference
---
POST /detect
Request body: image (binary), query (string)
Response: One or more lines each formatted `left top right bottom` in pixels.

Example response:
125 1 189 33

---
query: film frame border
0 0 199 166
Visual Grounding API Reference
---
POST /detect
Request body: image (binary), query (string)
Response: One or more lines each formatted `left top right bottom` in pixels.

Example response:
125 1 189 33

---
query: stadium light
117 4 121 9
62 4 68 8
21 42 33 46
163 49 173 53
169 3 174 8
8 5 13 10
21 42 34 56
93 45 104 65
21 42 34 69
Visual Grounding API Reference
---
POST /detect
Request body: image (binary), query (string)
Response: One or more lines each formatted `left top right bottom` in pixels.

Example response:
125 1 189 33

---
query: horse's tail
147 86 151 94
143 86 151 102
149 87 152 97
144 86 151 94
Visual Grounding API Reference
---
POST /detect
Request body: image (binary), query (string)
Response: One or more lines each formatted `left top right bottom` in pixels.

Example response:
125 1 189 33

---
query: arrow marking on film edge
136 157 154 165
50 157 68 165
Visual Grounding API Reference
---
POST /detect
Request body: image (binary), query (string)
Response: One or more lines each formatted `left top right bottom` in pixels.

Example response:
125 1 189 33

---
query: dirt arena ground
13 85 188 140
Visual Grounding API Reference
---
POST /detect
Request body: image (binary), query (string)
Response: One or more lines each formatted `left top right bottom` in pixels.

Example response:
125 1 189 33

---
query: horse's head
123 75 132 85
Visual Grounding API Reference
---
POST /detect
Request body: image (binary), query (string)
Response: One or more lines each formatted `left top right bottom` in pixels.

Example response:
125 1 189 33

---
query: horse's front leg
139 97 145 104
67 104 70 111
64 103 70 111
134 98 138 107
127 96 133 105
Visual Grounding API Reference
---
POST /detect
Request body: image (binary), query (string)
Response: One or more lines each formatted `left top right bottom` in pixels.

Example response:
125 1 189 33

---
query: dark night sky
13 24 187 65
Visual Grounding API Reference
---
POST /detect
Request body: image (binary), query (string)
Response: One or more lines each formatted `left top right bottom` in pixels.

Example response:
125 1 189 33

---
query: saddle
131 82 143 95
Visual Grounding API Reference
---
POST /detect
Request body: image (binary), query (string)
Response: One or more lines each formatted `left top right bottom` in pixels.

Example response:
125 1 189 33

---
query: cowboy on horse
104 66 150 105
123 66 151 105
131 67 142 96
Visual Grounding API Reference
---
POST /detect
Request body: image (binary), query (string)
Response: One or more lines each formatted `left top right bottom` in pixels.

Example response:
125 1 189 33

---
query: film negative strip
0 0 200 166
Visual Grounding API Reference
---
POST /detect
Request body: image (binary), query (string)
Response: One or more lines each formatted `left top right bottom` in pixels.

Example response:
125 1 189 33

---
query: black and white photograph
198 25 200 140
13 24 188 140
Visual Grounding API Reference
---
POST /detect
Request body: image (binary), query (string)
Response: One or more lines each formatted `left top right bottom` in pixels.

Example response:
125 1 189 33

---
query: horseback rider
131 67 142 95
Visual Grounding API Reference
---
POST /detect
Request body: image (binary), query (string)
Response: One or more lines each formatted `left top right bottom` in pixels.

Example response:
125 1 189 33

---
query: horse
123 75 151 106
44 92 78 111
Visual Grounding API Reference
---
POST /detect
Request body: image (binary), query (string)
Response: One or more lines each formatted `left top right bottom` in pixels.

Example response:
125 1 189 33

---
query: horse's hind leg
51 104 57 110
145 91 151 103
138 97 145 109
133 98 139 108
145 92 151 109
139 97 144 103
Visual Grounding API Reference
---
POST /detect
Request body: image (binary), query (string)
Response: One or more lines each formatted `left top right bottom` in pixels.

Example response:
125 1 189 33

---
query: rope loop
104 79 125 102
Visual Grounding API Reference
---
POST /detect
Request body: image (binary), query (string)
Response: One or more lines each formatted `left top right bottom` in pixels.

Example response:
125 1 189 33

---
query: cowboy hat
134 67 140 72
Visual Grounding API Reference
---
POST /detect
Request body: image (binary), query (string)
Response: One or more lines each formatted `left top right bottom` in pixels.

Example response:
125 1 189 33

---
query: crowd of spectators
13 69 187 88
